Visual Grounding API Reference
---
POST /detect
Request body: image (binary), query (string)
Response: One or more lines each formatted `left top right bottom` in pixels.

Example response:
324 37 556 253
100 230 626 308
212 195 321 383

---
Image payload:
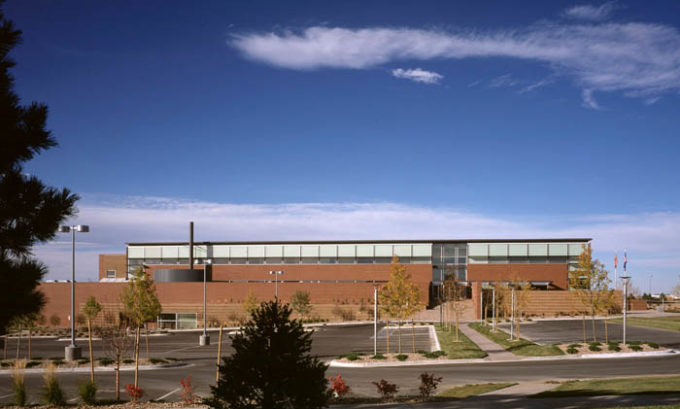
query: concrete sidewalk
458 323 515 361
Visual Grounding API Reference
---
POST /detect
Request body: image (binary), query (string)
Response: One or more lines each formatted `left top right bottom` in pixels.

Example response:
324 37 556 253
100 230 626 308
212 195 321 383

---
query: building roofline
126 238 592 246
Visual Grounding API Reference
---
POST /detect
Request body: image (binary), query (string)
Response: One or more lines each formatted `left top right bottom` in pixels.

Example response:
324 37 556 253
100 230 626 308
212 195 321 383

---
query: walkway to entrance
458 323 515 361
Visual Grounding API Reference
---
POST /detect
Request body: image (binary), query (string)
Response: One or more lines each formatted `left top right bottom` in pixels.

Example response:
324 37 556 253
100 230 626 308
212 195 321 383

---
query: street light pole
269 270 283 301
373 285 378 356
199 259 211 346
59 224 89 361
621 276 630 344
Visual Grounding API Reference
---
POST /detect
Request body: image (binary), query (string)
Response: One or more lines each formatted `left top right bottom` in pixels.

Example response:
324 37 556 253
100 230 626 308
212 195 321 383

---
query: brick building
39 238 591 328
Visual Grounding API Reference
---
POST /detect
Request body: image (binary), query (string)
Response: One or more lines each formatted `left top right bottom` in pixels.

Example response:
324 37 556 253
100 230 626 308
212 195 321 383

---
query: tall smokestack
189 221 194 270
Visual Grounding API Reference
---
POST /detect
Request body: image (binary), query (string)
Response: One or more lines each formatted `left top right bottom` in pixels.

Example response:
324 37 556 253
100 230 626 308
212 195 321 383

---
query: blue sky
5 1 680 292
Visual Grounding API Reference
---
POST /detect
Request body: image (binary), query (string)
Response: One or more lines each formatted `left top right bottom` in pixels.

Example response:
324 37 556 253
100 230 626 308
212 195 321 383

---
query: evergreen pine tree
0 3 79 346
209 301 329 409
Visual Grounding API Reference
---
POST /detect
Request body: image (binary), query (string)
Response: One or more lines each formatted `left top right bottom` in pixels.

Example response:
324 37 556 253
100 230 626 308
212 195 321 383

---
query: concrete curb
0 362 190 375
328 349 678 368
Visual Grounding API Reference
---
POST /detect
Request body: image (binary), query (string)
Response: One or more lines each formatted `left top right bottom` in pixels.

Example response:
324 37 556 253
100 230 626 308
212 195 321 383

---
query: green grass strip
469 322 564 356
534 375 680 398
435 324 487 359
438 383 516 398
611 316 680 332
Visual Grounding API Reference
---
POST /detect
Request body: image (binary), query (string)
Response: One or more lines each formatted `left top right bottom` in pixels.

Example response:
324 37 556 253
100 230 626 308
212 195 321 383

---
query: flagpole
614 252 618 289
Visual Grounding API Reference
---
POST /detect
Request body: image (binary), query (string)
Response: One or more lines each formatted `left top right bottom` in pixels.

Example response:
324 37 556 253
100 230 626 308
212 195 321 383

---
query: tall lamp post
269 270 283 301
620 275 631 344
58 224 89 361
199 259 212 346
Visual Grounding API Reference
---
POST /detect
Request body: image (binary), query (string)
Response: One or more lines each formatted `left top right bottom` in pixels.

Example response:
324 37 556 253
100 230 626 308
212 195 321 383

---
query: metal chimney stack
189 221 194 270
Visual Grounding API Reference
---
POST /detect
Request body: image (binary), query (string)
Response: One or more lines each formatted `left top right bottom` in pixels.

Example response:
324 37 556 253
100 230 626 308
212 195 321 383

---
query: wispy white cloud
488 74 519 89
231 21 680 105
33 194 680 292
392 68 443 84
581 89 602 109
563 2 619 21
519 78 554 93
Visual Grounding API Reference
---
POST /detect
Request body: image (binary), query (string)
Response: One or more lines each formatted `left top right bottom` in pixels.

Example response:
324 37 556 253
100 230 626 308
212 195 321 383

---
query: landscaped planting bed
560 341 664 355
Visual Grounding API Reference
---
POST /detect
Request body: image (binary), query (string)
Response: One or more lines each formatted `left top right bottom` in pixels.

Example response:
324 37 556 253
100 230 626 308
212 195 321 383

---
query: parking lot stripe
156 387 181 401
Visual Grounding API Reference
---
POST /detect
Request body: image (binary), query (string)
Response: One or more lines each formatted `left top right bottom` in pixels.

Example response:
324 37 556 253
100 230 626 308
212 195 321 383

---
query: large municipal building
39 237 602 329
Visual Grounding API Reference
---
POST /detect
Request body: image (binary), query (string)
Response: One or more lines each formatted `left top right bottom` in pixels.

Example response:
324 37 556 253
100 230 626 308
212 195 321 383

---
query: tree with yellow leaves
568 244 611 342
379 256 422 354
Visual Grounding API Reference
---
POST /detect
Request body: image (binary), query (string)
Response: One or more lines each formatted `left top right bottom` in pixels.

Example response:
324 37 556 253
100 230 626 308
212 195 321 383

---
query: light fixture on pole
269 270 283 300
199 259 212 346
620 275 631 344
58 224 89 361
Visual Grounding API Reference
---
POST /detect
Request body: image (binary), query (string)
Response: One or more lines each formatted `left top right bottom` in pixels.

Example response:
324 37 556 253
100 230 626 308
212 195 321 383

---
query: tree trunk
604 315 609 344
145 322 150 360
216 324 223 384
397 321 402 354
591 307 597 342
454 307 460 342
27 327 32 360
134 326 140 389
515 313 521 340
15 326 20 359
115 360 120 401
385 320 390 354
88 319 94 382
3 334 7 360
411 320 416 353
582 313 586 344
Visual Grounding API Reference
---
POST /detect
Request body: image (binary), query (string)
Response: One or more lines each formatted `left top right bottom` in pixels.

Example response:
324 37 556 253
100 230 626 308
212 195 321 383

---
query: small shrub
416 349 428 355
371 353 386 360
418 372 443 398
332 305 356 321
97 357 114 366
125 384 144 401
1 362 10 368
12 359 26 407
647 342 660 349
41 364 66 406
372 379 398 399
50 357 64 366
123 358 134 364
568 343 582 348
627 340 642 346
25 361 41 368
79 380 97 404
424 350 447 359
566 347 579 354
589 342 601 347
328 374 351 398
165 357 179 362
588 344 602 352
629 344 643 351
149 357 167 364
395 354 408 361
608 344 621 352
179 375 199 404
77 358 90 365
339 352 361 361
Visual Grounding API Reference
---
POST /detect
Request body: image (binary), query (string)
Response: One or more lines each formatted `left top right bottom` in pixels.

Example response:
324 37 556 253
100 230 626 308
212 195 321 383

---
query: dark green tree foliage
210 301 329 409
0 4 79 338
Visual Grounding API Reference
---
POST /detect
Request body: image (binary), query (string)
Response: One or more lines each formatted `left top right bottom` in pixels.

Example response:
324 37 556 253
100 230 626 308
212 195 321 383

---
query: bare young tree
101 312 133 401
443 275 467 342
82 296 102 382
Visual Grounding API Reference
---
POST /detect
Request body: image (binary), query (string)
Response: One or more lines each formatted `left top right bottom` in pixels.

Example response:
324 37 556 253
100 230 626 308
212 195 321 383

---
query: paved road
498 319 680 348
2 323 680 404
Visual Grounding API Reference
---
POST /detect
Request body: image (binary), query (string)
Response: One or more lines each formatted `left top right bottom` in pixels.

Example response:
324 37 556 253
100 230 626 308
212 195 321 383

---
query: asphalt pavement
498 318 680 348
2 321 680 404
